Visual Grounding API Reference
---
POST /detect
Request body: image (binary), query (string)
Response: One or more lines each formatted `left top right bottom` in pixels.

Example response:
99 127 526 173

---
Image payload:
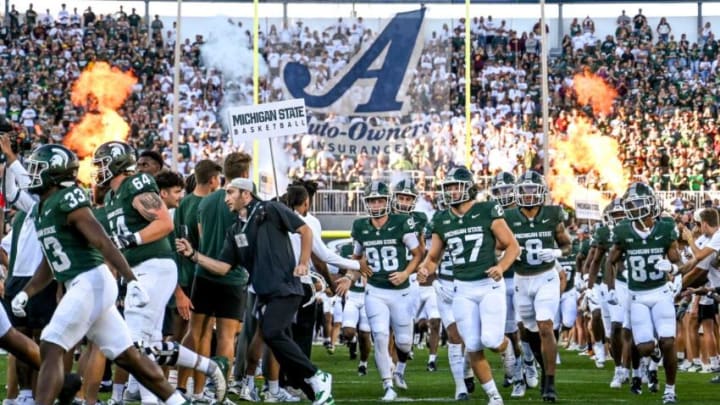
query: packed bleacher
1 3 720 196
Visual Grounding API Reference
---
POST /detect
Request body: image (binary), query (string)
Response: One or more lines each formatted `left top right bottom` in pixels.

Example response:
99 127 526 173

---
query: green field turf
0 345 717 404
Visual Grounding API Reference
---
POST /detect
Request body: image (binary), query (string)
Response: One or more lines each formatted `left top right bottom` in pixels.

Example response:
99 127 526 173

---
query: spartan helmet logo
49 148 70 168
109 143 125 158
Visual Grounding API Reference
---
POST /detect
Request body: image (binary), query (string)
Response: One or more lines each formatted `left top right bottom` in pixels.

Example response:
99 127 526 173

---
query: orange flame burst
572 70 618 116
549 72 627 209
63 62 137 184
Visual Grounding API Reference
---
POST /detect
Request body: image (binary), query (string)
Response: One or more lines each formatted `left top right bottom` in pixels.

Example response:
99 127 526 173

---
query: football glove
11 291 28 318
606 289 618 306
538 248 562 263
112 233 141 250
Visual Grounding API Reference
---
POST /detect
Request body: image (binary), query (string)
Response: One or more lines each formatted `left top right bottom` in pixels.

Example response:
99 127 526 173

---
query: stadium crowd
1 3 720 194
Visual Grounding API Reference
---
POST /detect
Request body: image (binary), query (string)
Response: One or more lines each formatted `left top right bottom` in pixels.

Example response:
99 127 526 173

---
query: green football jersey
558 240 579 293
339 242 365 293
351 213 417 289
174 193 204 288
612 219 678 291
431 201 504 282
34 186 105 283
506 205 566 276
590 225 612 283
196 189 248 286
103 173 174 267
406 211 428 260
92 206 111 234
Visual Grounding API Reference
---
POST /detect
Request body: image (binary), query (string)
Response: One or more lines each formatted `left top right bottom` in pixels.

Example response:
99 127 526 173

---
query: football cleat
542 384 557 403
524 361 539 388
392 372 408 390
426 361 437 372
488 393 504 405
648 370 659 393
630 377 643 395
455 393 470 401
510 381 526 398
610 368 625 389
358 364 368 376
381 387 397 402
662 392 678 404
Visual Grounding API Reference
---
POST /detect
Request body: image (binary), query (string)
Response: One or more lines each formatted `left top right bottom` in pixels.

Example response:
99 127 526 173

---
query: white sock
677 352 685 360
448 343 467 396
140 382 158 404
429 354 437 363
165 392 187 405
481 380 499 397
395 361 407 375
268 380 279 395
649 360 659 372
383 378 393 389
521 340 535 363
112 384 125 401
359 361 368 367
373 333 393 380
173 343 211 374
244 375 255 390
665 384 675 394
18 390 32 399
632 368 641 377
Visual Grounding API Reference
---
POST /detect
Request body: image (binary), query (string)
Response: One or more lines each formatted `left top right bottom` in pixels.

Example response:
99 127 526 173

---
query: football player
490 171 527 388
391 179 440 372
505 171 571 402
608 183 682 404
11 145 186 405
92 141 227 403
336 241 372 376
419 166 520 405
349 181 423 401
594 198 633 388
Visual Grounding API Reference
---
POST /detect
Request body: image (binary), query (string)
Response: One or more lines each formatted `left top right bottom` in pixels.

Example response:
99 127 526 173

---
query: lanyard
241 202 260 233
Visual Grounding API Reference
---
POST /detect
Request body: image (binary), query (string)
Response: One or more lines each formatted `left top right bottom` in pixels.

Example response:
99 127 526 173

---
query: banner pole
252 0 260 186
464 0 472 169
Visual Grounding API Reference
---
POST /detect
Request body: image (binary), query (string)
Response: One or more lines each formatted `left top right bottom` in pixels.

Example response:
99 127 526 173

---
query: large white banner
227 98 308 144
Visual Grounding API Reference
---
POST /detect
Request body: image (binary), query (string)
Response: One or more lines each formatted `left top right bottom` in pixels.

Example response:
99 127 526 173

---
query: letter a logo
282 8 426 116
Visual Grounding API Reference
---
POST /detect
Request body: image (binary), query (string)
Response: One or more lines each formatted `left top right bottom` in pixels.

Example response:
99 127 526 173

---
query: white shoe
700 364 714 374
123 388 141 402
523 362 539 388
662 391 678 404
263 388 301 403
593 343 606 368
3 400 17 405
610 368 624 389
14 397 34 405
392 372 408 390
556 353 561 365
678 359 692 371
510 381 526 398
306 370 334 405
487 393 504 405
686 363 702 373
238 382 261 402
381 387 397 402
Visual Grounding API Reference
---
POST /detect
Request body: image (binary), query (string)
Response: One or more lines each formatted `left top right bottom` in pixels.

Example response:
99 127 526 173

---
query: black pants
259 295 317 383
292 284 317 358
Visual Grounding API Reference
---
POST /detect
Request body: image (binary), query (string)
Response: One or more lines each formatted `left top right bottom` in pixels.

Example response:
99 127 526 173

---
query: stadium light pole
540 0 550 178
171 0 182 171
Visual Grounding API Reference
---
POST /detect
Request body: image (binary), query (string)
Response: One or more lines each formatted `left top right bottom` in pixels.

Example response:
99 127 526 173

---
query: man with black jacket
177 178 335 405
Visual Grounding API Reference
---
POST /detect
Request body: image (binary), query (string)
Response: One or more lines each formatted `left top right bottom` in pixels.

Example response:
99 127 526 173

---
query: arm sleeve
4 161 37 213
311 231 360 270
403 232 420 251
353 241 364 256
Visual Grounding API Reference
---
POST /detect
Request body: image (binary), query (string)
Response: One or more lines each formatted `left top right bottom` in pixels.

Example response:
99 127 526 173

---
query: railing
311 189 720 216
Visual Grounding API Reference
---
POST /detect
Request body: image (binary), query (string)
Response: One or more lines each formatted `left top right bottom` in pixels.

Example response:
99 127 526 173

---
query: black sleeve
267 201 306 234
218 225 240 266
